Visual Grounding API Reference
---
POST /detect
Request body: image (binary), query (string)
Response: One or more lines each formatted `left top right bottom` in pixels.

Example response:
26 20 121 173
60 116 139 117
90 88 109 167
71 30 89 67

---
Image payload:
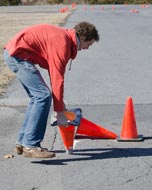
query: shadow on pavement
31 147 152 166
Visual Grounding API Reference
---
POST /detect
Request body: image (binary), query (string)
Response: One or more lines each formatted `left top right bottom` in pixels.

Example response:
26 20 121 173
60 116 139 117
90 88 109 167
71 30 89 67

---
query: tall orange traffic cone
58 125 77 154
76 118 117 139
118 97 143 142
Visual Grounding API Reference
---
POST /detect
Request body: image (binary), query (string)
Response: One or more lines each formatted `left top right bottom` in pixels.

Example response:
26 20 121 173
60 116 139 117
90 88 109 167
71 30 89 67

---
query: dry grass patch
0 65 15 94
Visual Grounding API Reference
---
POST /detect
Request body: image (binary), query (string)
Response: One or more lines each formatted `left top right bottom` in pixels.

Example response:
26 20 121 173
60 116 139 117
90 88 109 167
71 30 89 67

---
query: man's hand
56 112 68 127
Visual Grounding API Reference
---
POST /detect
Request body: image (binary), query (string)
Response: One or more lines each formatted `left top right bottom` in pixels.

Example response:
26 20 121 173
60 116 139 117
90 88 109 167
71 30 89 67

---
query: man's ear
79 36 86 41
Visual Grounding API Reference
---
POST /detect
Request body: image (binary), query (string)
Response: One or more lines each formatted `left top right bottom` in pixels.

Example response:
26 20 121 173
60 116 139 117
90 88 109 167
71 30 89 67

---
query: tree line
0 0 151 6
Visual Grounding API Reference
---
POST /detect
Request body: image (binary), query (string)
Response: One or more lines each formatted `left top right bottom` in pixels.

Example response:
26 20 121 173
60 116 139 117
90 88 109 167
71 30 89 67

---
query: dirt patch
0 6 71 96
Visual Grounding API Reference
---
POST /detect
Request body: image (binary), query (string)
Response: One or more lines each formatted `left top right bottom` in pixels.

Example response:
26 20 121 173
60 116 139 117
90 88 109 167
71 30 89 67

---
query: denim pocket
19 60 38 74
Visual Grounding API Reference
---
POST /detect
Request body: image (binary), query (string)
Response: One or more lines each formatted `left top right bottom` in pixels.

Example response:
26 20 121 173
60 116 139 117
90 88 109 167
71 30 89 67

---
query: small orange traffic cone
112 5 115 11
91 5 94 11
83 5 86 11
76 118 117 139
64 111 76 121
57 109 81 154
131 8 139 13
58 125 77 154
101 5 104 10
118 97 143 142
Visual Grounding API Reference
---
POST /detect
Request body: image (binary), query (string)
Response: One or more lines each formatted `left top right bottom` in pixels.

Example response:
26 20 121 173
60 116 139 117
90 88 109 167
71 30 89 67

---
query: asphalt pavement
1 4 152 190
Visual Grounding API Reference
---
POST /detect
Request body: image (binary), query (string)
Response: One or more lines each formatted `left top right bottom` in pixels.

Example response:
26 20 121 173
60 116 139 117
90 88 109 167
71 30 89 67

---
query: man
3 21 99 158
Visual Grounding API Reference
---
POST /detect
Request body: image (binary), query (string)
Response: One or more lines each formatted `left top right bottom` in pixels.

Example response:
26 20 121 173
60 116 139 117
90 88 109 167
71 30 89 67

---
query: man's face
78 37 95 51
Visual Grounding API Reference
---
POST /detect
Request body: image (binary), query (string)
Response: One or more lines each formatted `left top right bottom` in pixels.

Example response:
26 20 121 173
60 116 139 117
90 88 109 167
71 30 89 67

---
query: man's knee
37 89 52 103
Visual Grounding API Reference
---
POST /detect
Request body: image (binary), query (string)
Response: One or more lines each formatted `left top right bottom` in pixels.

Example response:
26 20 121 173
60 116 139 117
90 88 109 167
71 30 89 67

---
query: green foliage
0 0 151 6
10 0 22 5
0 0 21 5
88 0 151 4
47 0 63 4
0 0 8 5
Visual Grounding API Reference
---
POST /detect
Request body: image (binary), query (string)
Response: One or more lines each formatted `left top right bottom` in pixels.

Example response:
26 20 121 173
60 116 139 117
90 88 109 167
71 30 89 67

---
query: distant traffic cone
118 97 143 142
101 5 104 10
76 118 117 139
100 5 104 11
58 125 77 154
83 5 86 11
112 5 115 11
131 8 139 13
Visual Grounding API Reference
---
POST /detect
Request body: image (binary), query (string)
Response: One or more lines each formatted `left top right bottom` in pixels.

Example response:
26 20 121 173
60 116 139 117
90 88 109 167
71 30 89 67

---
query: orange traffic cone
131 8 139 13
58 125 77 154
83 5 86 11
64 111 76 121
91 5 94 11
76 118 117 139
112 5 115 11
56 109 81 154
118 97 143 142
101 5 104 11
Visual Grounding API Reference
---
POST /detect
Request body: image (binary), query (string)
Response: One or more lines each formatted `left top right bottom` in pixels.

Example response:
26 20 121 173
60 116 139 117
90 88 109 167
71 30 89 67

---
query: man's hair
74 21 99 42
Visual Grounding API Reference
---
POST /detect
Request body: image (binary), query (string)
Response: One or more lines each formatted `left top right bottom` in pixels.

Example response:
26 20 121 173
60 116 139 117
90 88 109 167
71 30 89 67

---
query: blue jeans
3 50 52 148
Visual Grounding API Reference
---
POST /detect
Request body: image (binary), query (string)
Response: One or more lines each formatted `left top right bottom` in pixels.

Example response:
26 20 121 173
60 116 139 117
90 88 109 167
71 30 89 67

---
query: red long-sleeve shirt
4 24 78 112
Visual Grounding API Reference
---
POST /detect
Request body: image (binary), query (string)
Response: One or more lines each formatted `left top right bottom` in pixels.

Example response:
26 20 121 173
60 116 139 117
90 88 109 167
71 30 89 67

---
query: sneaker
15 144 23 154
15 145 48 155
40 147 48 152
23 147 55 158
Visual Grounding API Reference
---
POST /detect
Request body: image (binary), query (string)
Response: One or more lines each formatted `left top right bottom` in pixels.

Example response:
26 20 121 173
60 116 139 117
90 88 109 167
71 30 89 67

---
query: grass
0 66 15 94
0 6 71 97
